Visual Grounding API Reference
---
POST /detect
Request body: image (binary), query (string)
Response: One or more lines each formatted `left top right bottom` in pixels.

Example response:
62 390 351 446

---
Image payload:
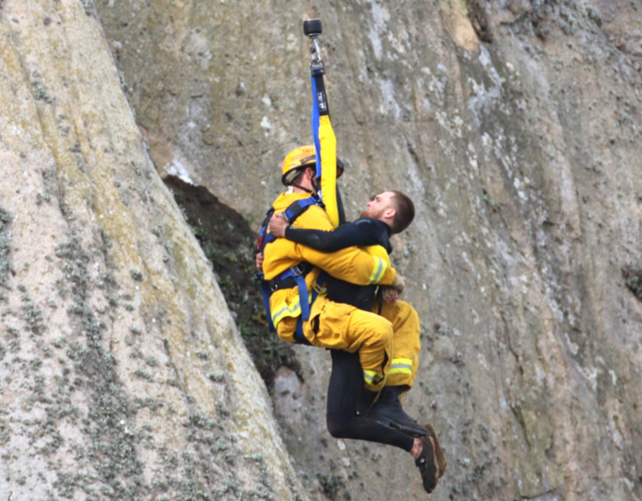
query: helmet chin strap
289 170 319 195
289 182 314 194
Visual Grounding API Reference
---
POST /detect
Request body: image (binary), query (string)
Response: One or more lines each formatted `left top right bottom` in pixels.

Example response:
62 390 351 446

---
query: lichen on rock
0 207 12 294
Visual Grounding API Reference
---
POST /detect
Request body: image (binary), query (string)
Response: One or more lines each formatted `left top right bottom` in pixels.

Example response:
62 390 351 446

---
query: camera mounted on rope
304 19 325 76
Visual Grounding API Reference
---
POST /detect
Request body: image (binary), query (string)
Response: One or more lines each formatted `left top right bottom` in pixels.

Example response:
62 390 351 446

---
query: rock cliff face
2 0 642 500
0 1 305 500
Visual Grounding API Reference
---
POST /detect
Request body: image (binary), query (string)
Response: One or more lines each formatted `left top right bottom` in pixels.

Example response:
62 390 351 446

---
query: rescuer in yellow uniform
261 147 405 391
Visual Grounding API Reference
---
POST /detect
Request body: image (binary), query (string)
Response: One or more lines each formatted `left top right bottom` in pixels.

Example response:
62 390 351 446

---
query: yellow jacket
263 192 397 333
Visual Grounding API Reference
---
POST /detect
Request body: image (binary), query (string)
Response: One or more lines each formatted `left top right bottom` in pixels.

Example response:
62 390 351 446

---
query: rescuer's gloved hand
382 287 399 304
391 273 405 292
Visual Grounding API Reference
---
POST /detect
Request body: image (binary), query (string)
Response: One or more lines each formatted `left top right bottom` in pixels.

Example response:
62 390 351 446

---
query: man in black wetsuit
268 190 446 493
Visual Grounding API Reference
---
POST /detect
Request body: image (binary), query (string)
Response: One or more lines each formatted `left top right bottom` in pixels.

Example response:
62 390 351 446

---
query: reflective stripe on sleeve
388 358 413 376
367 257 388 285
363 369 384 385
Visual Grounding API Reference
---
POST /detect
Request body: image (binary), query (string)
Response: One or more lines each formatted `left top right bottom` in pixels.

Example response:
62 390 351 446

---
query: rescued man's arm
269 214 380 252
291 209 397 287
287 223 375 252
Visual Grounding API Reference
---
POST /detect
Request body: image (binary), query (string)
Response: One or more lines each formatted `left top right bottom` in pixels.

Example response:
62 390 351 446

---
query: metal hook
309 37 325 74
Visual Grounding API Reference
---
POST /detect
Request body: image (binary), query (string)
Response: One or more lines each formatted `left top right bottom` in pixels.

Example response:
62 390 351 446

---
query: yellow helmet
280 145 345 186
281 145 317 186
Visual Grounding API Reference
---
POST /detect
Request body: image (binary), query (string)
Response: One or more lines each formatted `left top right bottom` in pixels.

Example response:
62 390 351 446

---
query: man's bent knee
327 414 351 438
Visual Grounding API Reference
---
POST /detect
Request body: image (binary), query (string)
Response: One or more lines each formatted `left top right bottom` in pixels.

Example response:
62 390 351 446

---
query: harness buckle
290 264 306 277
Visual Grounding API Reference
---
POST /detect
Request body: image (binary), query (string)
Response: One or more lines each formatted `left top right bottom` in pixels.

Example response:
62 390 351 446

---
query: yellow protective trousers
377 299 421 389
276 295 420 392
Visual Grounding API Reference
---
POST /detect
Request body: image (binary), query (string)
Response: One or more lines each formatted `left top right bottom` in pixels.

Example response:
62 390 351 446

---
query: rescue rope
304 17 340 228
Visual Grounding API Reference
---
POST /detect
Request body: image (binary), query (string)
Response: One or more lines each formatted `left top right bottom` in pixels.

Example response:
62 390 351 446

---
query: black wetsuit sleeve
285 220 380 252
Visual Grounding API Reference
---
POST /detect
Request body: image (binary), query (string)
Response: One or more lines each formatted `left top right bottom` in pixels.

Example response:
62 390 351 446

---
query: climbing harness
256 196 323 344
